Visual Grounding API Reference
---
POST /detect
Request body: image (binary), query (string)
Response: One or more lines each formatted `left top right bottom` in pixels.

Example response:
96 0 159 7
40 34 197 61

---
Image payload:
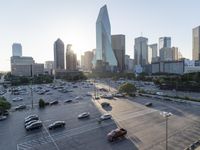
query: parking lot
0 82 136 150
1 80 200 150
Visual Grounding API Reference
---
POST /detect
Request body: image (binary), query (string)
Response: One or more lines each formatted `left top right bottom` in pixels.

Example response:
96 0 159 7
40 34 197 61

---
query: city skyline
1 0 200 71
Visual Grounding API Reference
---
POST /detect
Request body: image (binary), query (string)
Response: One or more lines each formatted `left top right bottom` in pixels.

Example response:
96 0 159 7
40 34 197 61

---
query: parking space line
17 121 114 149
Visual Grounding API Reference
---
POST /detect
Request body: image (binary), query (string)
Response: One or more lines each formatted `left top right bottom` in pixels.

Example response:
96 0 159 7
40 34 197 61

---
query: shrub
39 99 45 108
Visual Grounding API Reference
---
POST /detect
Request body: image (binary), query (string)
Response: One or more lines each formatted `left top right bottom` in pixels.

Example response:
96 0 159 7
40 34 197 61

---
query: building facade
134 37 148 66
159 37 171 50
54 38 65 70
148 43 157 64
12 43 22 57
11 64 44 76
111 34 125 72
93 5 117 72
66 44 77 71
192 26 200 60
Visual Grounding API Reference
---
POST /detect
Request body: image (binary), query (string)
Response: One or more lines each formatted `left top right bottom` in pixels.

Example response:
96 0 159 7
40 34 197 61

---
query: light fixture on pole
160 111 172 150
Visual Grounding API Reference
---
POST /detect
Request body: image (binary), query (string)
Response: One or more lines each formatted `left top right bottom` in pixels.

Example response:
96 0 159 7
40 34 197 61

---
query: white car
0 116 7 121
156 92 164 96
78 112 90 119
100 114 112 120
75 96 83 100
12 97 23 102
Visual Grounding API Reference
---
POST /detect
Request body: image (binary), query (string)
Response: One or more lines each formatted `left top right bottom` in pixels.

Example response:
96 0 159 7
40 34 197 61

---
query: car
25 114 38 121
12 97 23 102
48 121 65 130
78 112 90 119
25 120 38 127
50 100 59 105
156 92 164 96
75 96 83 100
101 94 113 99
107 128 127 142
86 92 92 96
25 116 39 124
2 110 9 116
26 121 42 131
0 116 7 121
145 102 153 107
101 102 110 107
100 114 112 120
64 99 72 103
114 93 124 97
46 92 53 95
15 105 26 110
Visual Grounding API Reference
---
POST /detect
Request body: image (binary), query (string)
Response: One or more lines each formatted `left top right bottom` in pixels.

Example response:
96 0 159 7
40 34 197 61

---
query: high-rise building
148 43 157 64
159 37 171 50
66 44 77 71
171 47 179 60
44 61 54 75
192 26 200 60
160 47 172 61
12 43 22 57
93 5 117 72
84 51 94 71
111 34 125 72
134 37 148 66
54 38 65 70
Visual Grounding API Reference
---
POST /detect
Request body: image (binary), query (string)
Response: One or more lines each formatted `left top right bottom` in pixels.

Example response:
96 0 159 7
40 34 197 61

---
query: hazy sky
0 0 200 71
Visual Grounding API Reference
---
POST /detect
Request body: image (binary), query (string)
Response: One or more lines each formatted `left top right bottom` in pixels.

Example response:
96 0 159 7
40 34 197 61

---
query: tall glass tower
93 5 117 72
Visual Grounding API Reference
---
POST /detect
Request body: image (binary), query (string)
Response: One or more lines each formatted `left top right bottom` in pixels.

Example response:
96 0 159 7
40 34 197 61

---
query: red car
107 128 127 142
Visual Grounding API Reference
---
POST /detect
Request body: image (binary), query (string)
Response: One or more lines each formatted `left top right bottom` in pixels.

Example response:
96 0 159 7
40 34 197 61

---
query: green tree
118 83 136 96
39 99 45 108
0 97 11 115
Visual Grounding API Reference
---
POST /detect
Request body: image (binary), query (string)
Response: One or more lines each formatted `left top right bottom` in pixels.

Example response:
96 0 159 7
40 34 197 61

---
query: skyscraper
159 37 171 61
159 37 171 50
93 5 117 71
54 38 65 70
111 34 125 72
66 44 77 71
192 26 200 60
134 37 148 66
148 43 157 64
12 43 22 57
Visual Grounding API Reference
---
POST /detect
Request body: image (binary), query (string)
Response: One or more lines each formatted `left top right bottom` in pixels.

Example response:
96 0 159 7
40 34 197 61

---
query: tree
118 83 136 96
39 99 45 108
0 97 11 115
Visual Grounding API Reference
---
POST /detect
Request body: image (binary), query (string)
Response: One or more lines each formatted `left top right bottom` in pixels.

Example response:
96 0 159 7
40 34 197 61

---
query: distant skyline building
111 34 125 72
134 37 148 66
66 44 77 71
148 43 157 64
12 43 22 57
81 51 94 71
172 47 179 60
93 5 117 72
44 61 54 75
192 26 200 60
54 38 65 70
159 37 171 50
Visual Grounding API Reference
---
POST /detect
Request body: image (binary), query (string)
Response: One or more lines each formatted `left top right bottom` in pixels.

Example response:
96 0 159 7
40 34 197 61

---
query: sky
0 0 200 71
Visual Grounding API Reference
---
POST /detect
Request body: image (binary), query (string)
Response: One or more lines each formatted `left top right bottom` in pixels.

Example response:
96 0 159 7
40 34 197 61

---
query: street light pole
30 64 33 109
160 111 172 150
